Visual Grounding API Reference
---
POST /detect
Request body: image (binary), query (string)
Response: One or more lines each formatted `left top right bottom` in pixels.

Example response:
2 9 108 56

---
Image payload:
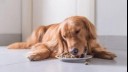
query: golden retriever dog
8 16 116 61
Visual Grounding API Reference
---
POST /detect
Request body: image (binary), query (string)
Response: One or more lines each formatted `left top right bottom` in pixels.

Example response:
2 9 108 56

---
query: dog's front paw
26 52 42 61
102 52 117 60
94 51 117 60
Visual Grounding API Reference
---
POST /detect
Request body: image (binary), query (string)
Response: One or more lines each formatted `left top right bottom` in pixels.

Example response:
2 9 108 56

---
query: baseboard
0 34 21 46
98 36 127 51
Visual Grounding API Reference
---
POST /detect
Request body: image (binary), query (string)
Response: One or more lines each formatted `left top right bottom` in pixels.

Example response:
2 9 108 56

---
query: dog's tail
7 42 32 49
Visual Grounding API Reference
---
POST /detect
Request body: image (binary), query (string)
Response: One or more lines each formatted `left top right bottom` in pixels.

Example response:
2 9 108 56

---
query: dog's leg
27 43 51 61
8 26 47 49
89 40 117 60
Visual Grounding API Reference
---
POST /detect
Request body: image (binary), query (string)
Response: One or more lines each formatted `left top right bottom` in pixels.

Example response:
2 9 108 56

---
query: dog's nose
70 48 78 55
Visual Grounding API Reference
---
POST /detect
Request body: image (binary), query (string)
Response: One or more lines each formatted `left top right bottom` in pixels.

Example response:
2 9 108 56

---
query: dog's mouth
56 47 88 58
75 47 88 58
74 54 85 58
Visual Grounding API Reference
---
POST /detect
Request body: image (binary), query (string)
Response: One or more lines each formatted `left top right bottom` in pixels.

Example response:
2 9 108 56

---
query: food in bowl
56 52 76 58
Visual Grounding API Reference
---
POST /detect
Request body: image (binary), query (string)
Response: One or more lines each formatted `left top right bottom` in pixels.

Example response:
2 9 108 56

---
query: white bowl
56 55 93 62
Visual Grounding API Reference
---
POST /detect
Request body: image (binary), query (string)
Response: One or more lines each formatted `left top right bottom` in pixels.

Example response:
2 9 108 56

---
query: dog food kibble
85 61 89 65
56 53 76 58
85 59 90 65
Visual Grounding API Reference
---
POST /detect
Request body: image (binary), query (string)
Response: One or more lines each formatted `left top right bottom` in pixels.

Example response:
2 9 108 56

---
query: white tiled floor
0 47 127 72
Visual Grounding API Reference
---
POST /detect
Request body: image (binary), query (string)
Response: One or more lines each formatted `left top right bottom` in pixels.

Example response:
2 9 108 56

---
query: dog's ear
81 17 97 40
57 28 68 54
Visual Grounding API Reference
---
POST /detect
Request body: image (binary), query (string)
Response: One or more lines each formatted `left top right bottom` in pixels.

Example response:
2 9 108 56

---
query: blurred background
0 0 127 48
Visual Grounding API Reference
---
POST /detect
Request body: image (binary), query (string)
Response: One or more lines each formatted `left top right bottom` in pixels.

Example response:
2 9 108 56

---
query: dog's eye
63 35 66 39
75 30 80 34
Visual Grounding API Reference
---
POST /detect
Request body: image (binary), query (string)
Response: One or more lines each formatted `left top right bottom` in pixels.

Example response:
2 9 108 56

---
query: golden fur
8 16 116 61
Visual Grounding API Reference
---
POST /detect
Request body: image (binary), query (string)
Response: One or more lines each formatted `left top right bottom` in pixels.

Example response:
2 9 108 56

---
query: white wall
0 0 22 45
22 0 32 41
33 0 76 29
97 0 127 36
0 0 21 34
32 0 95 29
77 0 95 24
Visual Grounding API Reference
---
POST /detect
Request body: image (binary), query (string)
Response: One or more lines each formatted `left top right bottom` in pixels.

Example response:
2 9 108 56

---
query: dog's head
58 16 97 58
